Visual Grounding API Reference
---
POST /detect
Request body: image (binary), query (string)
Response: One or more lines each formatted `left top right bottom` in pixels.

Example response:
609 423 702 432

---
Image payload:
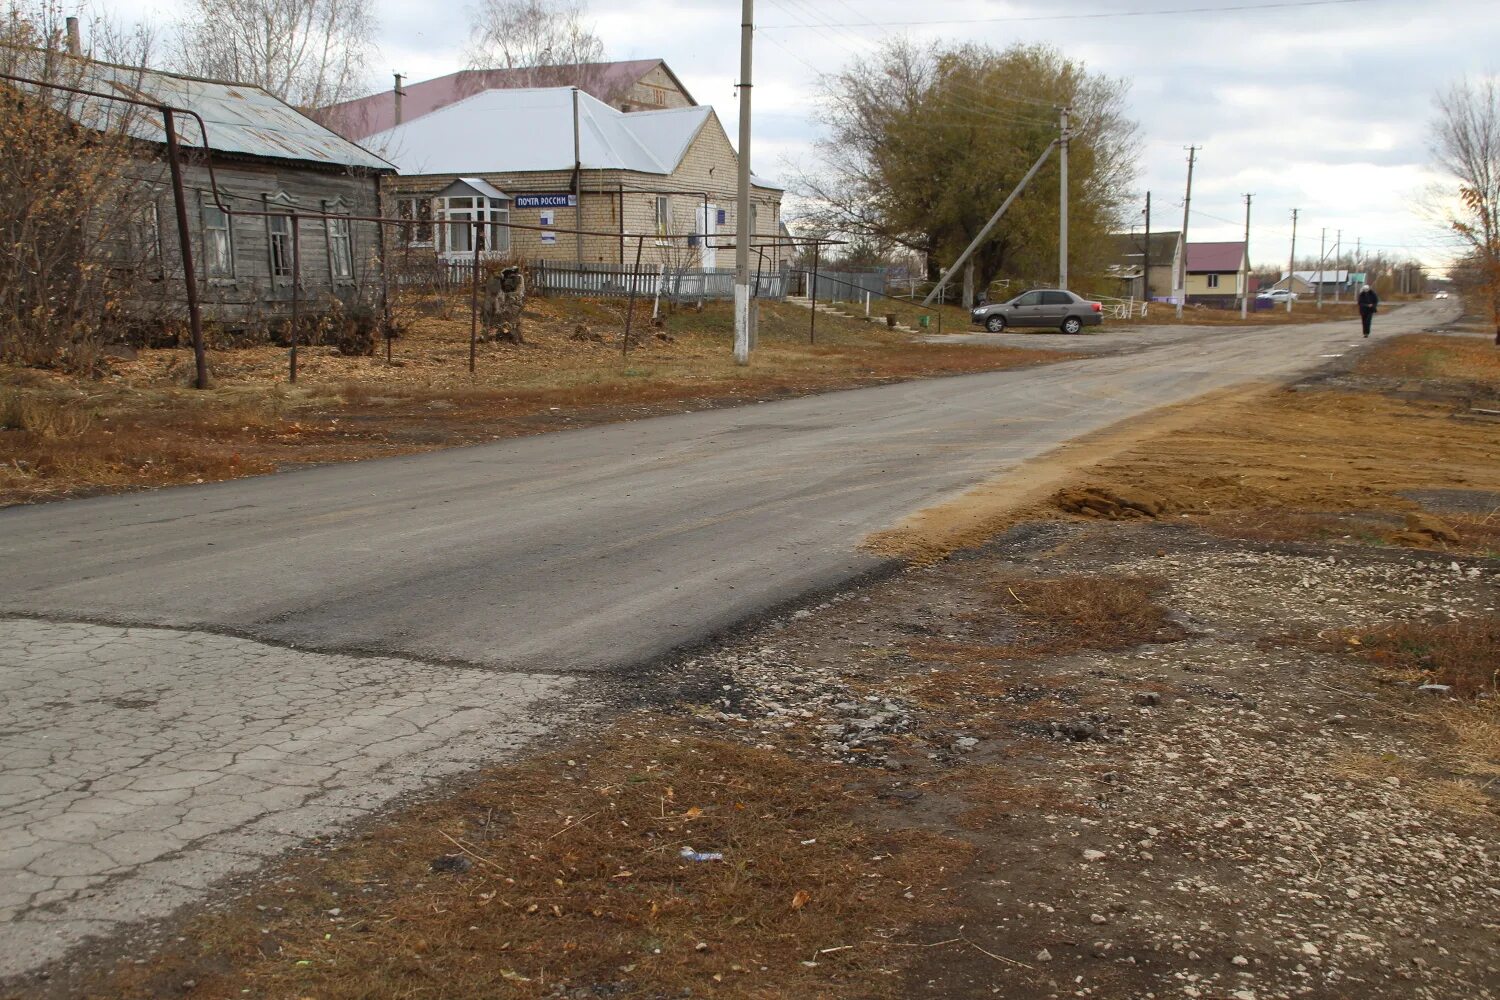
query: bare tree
0 5 165 370
465 0 606 89
171 0 375 112
1431 76 1500 343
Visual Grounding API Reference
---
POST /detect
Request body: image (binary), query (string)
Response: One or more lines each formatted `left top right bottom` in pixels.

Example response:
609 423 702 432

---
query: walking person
1357 284 1379 338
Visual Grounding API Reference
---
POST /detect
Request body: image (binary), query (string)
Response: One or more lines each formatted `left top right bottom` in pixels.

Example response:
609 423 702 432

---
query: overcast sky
106 0 1498 273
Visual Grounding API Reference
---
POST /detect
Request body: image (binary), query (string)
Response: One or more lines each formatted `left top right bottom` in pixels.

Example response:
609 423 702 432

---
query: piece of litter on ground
680 846 725 862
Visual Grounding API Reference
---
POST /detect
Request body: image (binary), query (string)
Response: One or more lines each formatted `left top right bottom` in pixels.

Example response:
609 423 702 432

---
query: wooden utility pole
1176 146 1199 319
1287 209 1298 314
733 0 754 365
1059 105 1070 289
1240 193 1252 320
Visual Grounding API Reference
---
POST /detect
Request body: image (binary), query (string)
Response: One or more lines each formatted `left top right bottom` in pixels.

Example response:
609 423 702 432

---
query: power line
761 0 1377 30
766 0 1062 126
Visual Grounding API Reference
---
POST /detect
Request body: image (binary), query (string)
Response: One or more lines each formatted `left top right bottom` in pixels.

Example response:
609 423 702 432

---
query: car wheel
985 314 1007 333
1061 317 1083 335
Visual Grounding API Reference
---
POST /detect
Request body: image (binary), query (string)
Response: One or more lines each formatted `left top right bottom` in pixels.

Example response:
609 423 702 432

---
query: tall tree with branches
1432 76 1500 344
171 0 375 113
465 0 606 90
797 39 1139 304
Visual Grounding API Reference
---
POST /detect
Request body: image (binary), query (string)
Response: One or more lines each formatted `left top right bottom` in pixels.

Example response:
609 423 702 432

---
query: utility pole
571 87 583 265
1059 105 1070 289
1142 192 1151 301
1240 193 1252 319
1287 208 1298 314
1333 229 1343 303
1176 145 1199 319
733 0 754 365
1317 228 1326 309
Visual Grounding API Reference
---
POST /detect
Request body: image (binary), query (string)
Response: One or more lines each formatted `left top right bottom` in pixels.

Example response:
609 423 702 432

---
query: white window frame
654 194 671 244
1206 273 1220 289
437 194 511 257
200 192 235 280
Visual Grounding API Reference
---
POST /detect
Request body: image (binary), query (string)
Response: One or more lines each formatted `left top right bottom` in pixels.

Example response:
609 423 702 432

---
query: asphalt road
1 301 1453 674
0 300 1454 978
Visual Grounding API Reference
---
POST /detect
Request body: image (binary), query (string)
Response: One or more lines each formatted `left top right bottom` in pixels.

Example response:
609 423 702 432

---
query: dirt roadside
9 326 1499 1000
0 298 1066 508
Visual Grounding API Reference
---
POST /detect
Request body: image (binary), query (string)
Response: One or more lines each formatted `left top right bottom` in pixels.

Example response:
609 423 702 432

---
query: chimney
393 73 405 126
65 16 81 56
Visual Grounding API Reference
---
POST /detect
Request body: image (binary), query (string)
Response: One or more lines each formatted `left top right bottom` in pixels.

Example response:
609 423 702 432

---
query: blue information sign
515 194 577 209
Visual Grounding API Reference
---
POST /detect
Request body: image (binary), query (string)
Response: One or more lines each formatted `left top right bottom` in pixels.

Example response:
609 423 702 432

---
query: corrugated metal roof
36 57 393 172
322 59 691 141
368 87 725 177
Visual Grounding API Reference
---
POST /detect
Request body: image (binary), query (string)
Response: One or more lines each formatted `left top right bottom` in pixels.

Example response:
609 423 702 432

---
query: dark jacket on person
1358 288 1379 312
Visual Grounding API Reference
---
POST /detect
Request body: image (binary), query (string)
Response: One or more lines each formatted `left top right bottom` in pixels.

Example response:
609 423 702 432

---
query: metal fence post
289 210 300 383
162 108 208 390
623 235 644 359
469 219 480 374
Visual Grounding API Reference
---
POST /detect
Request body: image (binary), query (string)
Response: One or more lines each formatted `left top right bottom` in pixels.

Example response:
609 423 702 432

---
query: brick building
366 86 784 271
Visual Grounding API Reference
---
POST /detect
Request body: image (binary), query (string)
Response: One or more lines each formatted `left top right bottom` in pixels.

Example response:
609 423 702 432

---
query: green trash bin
919 315 931 329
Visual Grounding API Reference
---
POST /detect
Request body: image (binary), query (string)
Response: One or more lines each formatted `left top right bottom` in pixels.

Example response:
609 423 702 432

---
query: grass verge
94 720 970 1000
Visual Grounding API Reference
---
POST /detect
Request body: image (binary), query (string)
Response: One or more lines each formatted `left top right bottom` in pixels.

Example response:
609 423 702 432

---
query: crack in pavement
0 618 575 979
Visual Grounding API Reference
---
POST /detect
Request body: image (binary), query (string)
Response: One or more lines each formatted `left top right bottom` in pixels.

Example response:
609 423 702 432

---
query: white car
1435 291 1450 299
1257 289 1299 303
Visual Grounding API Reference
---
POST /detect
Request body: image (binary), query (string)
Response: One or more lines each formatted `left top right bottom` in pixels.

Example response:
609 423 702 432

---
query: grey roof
367 86 782 190
24 54 393 172
449 177 510 200
1282 269 1352 283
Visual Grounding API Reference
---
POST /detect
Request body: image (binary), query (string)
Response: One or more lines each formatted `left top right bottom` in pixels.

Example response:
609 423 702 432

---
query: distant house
1184 241 1250 306
366 86 784 271
44 55 394 328
1107 230 1182 300
322 59 696 142
1272 270 1356 296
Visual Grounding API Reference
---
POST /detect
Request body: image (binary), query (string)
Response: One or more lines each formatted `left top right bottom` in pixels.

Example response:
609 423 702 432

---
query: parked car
1256 288 1298 303
1435 290 1450 299
970 289 1103 334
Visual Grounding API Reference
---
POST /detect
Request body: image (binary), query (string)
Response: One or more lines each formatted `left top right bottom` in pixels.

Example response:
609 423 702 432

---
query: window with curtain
327 215 354 280
201 197 234 278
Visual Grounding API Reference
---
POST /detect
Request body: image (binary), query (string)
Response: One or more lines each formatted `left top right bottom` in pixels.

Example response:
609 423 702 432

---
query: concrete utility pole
572 88 584 265
921 139 1058 307
1176 146 1199 319
1142 192 1151 301
1317 227 1326 309
1334 229 1343 304
1287 209 1298 314
1059 106 1070 289
733 0 754 365
1240 193 1252 319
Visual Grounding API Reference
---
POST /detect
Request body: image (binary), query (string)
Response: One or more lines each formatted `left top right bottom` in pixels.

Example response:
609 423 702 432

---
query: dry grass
1329 750 1495 818
987 575 1185 656
1 298 1066 507
1355 333 1500 387
1329 616 1500 699
92 719 971 1000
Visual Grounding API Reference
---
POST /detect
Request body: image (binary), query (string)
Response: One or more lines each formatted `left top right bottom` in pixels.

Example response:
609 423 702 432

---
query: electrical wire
760 0 1379 30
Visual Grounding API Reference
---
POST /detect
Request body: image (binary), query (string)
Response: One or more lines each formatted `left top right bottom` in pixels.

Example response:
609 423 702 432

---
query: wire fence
1 68 844 386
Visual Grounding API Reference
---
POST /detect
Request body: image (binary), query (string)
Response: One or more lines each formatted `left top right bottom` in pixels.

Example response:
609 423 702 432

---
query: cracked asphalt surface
0 301 1455 978
0 621 571 978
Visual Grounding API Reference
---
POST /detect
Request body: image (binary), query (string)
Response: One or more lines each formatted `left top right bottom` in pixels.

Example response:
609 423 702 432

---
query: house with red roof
1183 241 1250 307
321 60 696 142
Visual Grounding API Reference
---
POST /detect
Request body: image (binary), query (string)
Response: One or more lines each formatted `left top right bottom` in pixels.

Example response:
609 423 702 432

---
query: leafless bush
0 9 161 371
